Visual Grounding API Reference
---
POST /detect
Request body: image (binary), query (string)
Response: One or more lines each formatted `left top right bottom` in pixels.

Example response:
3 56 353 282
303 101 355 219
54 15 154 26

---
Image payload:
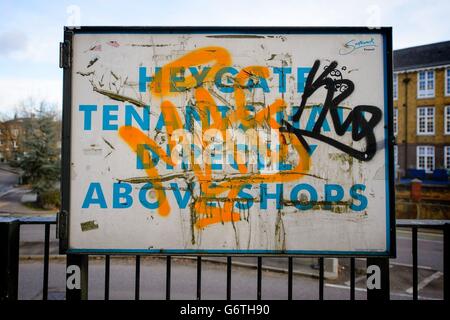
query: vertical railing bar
0 219 19 300
104 255 110 300
226 256 232 300
288 257 293 300
197 256 202 300
135 255 140 300
42 223 50 300
412 226 418 300
166 255 171 300
257 257 262 300
319 257 324 300
350 257 355 301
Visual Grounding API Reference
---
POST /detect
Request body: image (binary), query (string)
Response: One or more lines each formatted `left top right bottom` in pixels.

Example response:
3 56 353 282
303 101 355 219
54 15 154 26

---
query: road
395 229 443 271
0 166 55 215
0 165 19 195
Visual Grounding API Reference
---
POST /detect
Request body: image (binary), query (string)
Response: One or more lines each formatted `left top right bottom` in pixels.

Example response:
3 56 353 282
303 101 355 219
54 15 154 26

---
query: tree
15 99 61 208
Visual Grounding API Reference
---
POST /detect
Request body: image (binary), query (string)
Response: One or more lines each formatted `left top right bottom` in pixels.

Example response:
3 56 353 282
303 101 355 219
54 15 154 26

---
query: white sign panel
62 27 394 255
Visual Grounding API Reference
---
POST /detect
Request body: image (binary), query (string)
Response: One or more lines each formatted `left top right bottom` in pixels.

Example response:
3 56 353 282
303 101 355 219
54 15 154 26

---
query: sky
0 0 449 116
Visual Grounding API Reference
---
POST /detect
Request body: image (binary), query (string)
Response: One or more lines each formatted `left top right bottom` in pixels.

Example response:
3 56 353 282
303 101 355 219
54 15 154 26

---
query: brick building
393 40 450 179
0 116 61 163
0 117 28 163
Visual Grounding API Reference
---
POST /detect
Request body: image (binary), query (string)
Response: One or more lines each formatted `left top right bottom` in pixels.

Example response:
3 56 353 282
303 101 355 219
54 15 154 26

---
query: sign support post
366 257 390 300
66 254 89 300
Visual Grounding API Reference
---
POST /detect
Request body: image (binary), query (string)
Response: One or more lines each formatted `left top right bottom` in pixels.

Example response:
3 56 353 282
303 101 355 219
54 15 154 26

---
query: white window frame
417 70 435 98
445 146 450 170
446 68 450 96
393 144 398 167
445 106 450 135
416 145 435 173
393 108 398 136
416 106 435 135
393 144 399 179
393 73 398 100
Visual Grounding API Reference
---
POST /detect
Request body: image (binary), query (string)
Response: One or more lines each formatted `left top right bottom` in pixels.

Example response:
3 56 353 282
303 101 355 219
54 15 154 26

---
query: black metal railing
0 216 448 301
0 216 54 300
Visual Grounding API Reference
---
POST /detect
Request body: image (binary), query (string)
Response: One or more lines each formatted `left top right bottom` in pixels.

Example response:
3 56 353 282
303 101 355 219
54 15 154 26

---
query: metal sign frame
59 26 395 257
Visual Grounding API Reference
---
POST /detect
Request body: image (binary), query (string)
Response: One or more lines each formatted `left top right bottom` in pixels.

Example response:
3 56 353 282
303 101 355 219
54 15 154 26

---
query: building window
394 144 398 168
393 73 398 100
393 108 398 136
417 106 434 135
446 68 450 96
446 106 450 134
394 145 399 179
417 70 434 98
417 146 434 172
445 146 450 170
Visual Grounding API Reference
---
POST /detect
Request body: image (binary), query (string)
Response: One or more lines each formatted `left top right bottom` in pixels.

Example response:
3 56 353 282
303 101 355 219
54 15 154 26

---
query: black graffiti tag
281 60 382 161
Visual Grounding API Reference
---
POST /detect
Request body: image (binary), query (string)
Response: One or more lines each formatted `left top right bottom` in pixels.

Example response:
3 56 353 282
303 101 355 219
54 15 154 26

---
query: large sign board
60 27 395 256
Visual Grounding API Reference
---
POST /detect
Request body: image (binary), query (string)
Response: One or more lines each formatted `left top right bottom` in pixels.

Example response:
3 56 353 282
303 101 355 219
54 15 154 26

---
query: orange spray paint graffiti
118 46 312 229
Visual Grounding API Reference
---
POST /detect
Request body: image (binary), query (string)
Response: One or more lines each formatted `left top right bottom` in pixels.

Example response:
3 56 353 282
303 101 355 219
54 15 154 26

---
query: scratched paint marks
69 32 390 253
77 39 149 109
76 36 381 233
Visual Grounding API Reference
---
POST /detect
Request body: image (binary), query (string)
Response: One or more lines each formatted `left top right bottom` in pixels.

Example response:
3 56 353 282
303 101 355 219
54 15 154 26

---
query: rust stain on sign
80 220 99 232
